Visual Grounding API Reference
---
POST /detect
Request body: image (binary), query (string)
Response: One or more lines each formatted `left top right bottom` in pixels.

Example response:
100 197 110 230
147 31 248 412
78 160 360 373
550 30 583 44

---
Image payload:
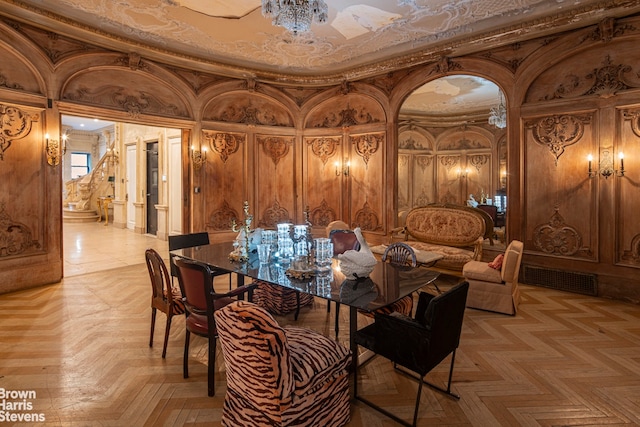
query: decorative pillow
488 253 504 270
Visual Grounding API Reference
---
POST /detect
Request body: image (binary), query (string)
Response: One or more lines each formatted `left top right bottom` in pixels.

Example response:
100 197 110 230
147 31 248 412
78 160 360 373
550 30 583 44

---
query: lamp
334 158 349 176
588 150 625 179
45 133 62 166
191 145 207 171
262 0 328 34
488 93 507 129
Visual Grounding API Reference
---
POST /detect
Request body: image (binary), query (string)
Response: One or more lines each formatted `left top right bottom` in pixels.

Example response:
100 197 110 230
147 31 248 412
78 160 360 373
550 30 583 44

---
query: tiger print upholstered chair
215 300 352 427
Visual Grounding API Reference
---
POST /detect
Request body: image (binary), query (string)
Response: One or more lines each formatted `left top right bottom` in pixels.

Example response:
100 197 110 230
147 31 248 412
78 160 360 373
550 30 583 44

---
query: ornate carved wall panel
618 108 640 268
303 136 342 229
523 112 596 260
254 134 295 228
202 93 293 126
202 130 246 232
305 94 384 128
0 46 42 94
349 132 384 232
526 40 640 103
61 69 191 119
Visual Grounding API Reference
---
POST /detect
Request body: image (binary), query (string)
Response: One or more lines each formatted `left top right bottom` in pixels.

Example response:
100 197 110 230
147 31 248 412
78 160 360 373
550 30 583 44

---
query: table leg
350 306 358 397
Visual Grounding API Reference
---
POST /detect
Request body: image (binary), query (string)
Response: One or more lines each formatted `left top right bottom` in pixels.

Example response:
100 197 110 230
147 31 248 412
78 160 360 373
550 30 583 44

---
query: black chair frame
354 281 469 427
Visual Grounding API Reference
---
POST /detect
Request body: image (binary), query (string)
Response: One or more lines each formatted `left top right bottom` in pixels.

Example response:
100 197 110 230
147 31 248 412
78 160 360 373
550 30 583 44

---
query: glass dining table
171 241 441 394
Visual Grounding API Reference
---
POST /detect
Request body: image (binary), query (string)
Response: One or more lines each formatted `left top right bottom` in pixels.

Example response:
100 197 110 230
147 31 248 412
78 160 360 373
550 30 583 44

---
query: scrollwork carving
621 234 640 264
526 114 589 165
217 104 280 126
306 136 340 165
0 104 39 160
0 73 23 90
259 199 291 228
203 131 243 163
468 154 490 172
533 207 583 257
544 56 636 100
207 201 238 231
351 133 383 167
415 156 432 173
63 86 181 118
315 104 380 128
352 201 382 232
0 202 40 257
622 109 640 138
308 200 337 227
257 135 293 166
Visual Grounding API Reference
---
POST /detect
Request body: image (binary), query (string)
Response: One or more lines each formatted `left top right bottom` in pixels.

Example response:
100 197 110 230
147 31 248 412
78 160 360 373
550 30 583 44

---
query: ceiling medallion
262 0 328 34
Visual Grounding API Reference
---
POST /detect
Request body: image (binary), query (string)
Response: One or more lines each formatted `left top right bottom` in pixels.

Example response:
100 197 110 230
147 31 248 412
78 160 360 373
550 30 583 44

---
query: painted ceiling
2 0 636 117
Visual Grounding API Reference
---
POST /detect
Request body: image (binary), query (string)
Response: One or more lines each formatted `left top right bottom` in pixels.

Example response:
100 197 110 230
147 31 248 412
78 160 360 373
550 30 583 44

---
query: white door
168 135 182 235
126 144 137 230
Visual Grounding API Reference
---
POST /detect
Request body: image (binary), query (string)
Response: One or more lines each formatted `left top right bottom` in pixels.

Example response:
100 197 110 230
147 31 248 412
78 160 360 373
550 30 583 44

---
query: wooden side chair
145 248 185 358
174 256 257 396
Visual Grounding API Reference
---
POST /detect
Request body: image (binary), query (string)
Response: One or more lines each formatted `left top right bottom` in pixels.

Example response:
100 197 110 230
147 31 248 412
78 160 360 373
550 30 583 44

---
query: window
70 153 91 179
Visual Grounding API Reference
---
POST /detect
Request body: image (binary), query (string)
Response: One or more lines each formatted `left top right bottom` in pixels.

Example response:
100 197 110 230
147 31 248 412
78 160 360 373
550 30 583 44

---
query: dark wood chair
145 248 185 358
354 281 469 427
174 256 257 396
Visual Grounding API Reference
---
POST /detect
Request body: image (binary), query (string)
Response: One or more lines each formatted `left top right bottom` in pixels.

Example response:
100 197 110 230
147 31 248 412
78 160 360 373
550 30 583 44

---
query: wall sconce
45 133 64 166
588 150 625 179
457 167 470 178
334 158 349 176
191 145 207 171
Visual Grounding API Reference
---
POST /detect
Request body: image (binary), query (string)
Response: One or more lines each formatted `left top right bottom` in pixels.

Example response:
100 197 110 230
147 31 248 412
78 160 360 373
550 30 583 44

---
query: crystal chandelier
488 93 507 129
262 0 328 34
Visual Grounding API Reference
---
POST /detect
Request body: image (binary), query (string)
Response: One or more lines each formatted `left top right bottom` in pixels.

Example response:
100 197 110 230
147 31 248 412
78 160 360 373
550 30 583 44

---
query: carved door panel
303 136 344 231
253 134 296 229
348 132 385 233
202 130 247 233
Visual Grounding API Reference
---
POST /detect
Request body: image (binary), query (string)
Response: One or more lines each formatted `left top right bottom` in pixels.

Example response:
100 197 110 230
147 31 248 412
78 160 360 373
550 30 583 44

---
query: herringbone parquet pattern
1 262 639 426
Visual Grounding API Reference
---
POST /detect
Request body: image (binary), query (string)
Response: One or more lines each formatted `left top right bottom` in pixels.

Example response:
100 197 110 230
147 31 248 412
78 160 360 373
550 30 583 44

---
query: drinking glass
257 243 271 264
314 238 333 270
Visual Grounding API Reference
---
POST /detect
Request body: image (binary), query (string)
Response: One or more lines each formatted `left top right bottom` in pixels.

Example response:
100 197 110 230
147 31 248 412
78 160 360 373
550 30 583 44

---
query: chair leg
183 330 190 379
207 336 216 397
149 307 157 348
412 378 424 427
334 302 340 337
162 314 172 359
294 291 301 321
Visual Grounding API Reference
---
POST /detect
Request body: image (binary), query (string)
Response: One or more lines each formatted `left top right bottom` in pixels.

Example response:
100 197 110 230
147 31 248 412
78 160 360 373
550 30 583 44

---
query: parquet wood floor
1 224 639 426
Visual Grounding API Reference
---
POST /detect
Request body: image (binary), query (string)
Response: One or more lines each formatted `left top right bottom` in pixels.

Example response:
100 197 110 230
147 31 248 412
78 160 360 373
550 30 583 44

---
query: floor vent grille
523 266 597 296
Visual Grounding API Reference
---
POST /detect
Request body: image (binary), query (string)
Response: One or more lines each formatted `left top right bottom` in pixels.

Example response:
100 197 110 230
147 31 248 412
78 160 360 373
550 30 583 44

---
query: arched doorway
397 75 507 244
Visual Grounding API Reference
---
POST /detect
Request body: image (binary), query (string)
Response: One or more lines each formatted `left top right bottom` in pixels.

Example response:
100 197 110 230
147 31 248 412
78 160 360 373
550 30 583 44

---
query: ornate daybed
371 204 487 273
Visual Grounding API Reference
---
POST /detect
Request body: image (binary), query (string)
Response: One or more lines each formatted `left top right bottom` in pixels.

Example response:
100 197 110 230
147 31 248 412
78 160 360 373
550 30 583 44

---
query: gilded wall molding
305 136 340 165
352 201 382 232
0 104 39 160
0 202 40 257
308 199 337 227
202 131 244 163
257 135 293 166
533 207 585 257
207 200 238 231
526 114 590 165
350 132 383 167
